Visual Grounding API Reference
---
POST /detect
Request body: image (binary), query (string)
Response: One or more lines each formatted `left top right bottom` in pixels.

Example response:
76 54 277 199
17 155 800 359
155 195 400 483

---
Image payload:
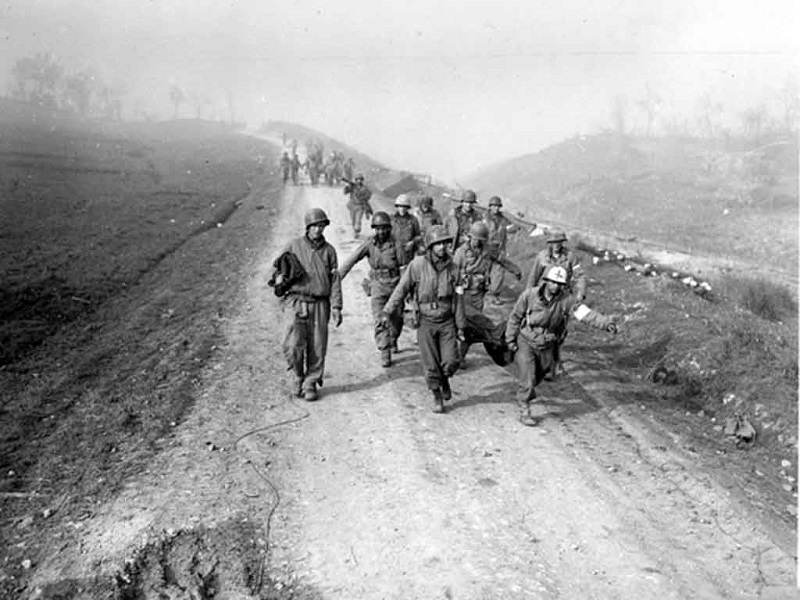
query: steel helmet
355 173 365 182
371 211 392 228
394 194 411 208
544 266 569 285
462 189 477 204
425 225 453 249
419 195 433 209
488 195 502 207
304 208 330 228
547 230 568 243
468 221 490 241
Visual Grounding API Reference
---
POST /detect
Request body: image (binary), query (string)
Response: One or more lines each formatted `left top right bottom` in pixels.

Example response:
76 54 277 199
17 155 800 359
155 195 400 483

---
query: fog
1 0 797 182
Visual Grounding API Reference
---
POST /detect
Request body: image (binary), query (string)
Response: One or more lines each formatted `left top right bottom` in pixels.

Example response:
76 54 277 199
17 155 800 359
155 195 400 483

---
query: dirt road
31 181 796 599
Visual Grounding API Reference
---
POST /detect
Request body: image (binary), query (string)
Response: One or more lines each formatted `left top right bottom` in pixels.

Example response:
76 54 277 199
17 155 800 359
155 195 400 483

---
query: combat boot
431 389 445 414
293 378 304 398
518 404 538 427
304 384 318 402
441 378 452 403
380 348 392 368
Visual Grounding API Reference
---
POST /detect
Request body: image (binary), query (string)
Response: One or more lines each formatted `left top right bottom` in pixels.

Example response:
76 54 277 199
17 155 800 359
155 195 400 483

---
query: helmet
394 194 411 208
424 225 453 249
304 208 330 228
544 266 568 285
547 230 568 243
371 211 392 228
355 173 365 182
468 222 490 241
488 196 502 207
462 189 477 204
419 195 433 209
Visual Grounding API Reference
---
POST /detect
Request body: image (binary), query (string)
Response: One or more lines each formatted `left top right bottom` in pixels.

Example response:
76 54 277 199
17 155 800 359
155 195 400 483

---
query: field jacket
484 212 513 255
505 283 611 349
280 235 342 309
453 244 521 293
339 235 405 296
445 206 483 249
384 252 465 327
391 212 422 265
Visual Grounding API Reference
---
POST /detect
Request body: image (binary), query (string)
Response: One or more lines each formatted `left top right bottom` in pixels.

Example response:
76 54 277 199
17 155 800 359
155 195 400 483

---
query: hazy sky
1 0 797 181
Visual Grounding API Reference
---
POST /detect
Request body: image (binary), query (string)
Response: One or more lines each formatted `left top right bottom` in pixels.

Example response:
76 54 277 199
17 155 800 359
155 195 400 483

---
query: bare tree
610 95 629 137
777 74 799 135
697 93 724 139
637 83 661 137
191 92 212 119
740 103 768 143
169 84 186 119
65 71 93 116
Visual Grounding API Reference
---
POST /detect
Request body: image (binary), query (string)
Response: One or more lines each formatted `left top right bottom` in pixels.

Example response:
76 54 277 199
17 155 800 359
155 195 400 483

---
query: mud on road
23 180 798 599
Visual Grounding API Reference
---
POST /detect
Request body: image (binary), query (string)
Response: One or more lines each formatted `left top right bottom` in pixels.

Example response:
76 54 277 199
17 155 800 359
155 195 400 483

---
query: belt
418 299 452 311
371 268 399 278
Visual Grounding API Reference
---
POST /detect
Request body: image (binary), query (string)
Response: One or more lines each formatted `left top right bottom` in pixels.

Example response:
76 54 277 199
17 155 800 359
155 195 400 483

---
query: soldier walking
279 151 291 184
445 189 483 250
381 225 465 414
391 194 422 265
339 212 405 367
506 266 617 426
290 152 302 186
414 195 443 243
343 174 374 239
484 196 519 305
454 221 522 366
276 208 343 402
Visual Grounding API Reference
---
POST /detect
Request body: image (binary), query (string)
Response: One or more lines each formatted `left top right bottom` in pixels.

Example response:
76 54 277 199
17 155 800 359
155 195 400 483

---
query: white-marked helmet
544 266 568 285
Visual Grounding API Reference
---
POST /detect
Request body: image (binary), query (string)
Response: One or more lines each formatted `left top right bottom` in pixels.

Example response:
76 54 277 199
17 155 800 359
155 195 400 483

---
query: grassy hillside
464 133 798 275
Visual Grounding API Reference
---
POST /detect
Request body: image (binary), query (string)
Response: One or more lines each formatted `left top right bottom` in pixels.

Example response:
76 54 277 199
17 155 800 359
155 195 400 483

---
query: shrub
722 276 797 322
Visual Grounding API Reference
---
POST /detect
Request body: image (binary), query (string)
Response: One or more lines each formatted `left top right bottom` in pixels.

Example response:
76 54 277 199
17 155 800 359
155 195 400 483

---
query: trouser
348 204 368 235
282 297 330 391
514 340 557 411
281 168 290 183
488 260 505 297
459 289 486 361
417 317 459 390
371 291 403 350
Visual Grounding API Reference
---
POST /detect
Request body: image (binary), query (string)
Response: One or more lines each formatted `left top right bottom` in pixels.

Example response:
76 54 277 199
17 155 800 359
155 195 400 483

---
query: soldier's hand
507 341 518 353
456 328 466 342
377 311 391 328
332 308 343 327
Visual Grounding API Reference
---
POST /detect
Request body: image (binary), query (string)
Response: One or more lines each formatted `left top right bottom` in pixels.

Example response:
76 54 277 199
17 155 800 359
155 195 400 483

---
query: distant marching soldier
381 225 465 414
339 212 406 367
343 157 355 182
445 189 483 250
484 195 519 305
277 208 343 402
279 151 291 184
391 194 423 266
413 195 443 248
290 152 302 185
453 221 522 366
506 266 617 426
343 173 374 239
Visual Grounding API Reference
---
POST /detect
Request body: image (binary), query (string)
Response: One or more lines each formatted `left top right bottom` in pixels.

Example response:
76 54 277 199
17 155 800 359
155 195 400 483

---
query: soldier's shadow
324 352 421 397
449 374 601 422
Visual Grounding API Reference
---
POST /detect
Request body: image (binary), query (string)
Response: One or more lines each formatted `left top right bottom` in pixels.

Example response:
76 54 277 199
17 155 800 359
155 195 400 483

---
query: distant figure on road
343 157 355 182
339 212 406 368
484 195 519 305
390 194 422 266
381 225 465 414
413 195 443 245
445 189 483 250
279 151 291 185
506 266 617 426
343 174 374 239
290 152 302 186
276 208 343 402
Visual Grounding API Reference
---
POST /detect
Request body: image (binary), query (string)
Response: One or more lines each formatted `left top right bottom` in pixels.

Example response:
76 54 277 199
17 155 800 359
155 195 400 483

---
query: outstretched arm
338 241 370 280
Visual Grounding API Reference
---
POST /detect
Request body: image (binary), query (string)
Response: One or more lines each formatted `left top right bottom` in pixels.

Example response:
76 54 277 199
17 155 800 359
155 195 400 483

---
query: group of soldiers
270 187 618 426
280 146 356 188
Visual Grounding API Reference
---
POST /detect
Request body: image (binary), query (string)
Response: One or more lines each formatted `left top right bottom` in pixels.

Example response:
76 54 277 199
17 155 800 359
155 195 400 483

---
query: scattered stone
781 459 791 469
786 505 798 516
21 559 32 570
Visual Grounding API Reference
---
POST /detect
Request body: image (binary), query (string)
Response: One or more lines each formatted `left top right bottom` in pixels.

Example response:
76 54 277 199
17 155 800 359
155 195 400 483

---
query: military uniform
383 240 465 410
339 234 405 359
446 205 483 249
506 279 614 424
415 207 443 237
344 181 373 238
391 211 422 266
484 211 515 300
279 229 342 399
526 246 586 299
